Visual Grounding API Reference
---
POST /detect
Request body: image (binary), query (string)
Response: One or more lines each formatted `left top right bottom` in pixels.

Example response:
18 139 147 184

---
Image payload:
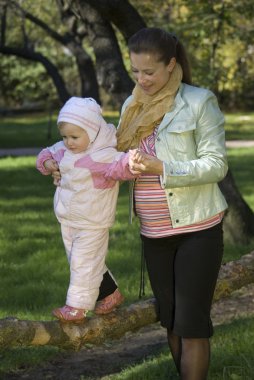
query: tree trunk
71 0 136 108
220 169 254 244
0 251 253 350
84 0 146 41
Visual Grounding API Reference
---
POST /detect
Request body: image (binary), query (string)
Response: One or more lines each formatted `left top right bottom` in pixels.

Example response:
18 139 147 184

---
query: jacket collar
157 83 185 133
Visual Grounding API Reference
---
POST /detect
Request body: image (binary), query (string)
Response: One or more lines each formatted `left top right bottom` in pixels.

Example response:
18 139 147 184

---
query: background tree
1 0 254 109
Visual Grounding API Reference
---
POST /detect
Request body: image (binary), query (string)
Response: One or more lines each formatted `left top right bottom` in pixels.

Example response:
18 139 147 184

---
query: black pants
141 223 224 338
97 270 117 301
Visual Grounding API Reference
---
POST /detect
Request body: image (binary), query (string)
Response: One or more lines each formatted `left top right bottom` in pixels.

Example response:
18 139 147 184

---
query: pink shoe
94 289 124 315
52 305 87 323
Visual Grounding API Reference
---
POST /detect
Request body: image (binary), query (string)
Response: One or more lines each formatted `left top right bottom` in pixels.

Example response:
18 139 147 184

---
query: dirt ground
2 283 254 380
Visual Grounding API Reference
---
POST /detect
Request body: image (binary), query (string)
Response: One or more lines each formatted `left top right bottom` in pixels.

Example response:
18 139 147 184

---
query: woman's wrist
153 158 163 175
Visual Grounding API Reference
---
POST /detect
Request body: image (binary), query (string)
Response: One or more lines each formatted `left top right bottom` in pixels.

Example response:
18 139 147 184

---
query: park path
0 140 254 158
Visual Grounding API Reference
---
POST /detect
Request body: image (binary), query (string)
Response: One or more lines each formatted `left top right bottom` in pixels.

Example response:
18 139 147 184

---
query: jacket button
169 192 173 196
157 137 161 141
176 219 179 223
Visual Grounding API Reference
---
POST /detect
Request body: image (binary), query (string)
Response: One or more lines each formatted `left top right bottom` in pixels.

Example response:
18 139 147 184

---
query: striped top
134 128 223 238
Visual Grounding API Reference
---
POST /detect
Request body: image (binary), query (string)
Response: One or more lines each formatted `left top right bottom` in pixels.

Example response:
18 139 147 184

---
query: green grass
0 113 59 149
225 113 254 141
0 346 59 377
99 317 254 380
226 148 254 210
0 111 253 149
0 111 120 149
0 112 253 377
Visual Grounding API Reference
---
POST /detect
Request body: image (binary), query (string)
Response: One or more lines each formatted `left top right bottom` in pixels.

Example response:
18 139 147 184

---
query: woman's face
130 52 176 96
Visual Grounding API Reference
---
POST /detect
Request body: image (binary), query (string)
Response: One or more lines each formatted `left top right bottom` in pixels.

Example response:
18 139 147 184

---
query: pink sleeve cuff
36 148 53 175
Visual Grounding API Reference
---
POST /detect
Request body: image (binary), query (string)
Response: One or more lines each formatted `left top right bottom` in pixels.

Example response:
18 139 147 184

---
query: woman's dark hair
128 27 191 84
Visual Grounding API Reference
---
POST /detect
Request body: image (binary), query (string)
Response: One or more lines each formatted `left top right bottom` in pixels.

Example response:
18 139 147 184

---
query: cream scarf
116 63 183 151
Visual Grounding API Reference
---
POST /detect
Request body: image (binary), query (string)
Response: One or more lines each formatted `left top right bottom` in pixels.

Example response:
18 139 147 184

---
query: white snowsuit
36 122 134 309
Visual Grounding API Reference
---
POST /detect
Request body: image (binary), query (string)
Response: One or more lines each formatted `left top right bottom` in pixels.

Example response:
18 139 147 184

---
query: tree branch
0 45 70 103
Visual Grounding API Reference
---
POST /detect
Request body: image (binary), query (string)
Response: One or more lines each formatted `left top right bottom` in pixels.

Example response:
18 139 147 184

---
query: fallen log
0 251 254 350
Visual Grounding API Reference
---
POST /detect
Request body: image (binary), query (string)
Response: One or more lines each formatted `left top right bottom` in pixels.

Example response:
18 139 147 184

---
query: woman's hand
129 149 163 175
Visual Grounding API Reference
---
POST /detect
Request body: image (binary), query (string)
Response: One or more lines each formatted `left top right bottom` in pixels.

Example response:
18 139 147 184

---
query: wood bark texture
0 251 253 350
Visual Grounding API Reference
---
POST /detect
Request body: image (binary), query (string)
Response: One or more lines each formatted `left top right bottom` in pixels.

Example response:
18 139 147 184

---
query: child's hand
43 159 61 186
52 169 61 186
44 159 59 173
129 149 142 174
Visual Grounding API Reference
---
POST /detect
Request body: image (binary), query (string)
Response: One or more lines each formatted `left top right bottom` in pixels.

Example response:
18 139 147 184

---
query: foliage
0 55 58 107
140 0 254 109
0 0 78 107
0 0 254 109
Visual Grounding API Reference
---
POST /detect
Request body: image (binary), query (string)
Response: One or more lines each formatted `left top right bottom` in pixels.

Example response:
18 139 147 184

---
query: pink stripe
59 111 99 132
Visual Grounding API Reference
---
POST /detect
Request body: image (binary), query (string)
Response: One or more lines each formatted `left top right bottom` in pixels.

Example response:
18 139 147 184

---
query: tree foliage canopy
0 0 253 110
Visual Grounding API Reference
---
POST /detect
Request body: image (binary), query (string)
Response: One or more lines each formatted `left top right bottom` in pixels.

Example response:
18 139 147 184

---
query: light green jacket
120 83 228 228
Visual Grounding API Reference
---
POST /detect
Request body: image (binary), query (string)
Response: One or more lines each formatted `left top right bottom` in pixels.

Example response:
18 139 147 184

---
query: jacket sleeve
36 148 54 175
161 92 228 189
104 152 137 181
36 141 65 175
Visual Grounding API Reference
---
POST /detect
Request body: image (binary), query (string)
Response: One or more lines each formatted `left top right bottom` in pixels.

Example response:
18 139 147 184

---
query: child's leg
61 225 110 310
97 270 118 301
61 225 118 301
60 224 73 264
94 270 124 315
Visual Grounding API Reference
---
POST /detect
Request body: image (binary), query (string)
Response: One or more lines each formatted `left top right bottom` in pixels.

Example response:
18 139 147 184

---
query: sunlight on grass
0 113 59 148
0 111 254 149
100 318 254 380
100 351 175 380
226 147 254 210
0 111 121 149
225 113 254 141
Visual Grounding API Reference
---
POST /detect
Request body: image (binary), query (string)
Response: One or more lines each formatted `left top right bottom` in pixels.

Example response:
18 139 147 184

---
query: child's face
58 123 90 153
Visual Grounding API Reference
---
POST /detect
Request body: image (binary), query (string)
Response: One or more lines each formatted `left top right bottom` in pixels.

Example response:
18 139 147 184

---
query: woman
117 27 228 379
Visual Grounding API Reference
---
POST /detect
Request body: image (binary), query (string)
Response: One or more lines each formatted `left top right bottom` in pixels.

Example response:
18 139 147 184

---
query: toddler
36 97 136 323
